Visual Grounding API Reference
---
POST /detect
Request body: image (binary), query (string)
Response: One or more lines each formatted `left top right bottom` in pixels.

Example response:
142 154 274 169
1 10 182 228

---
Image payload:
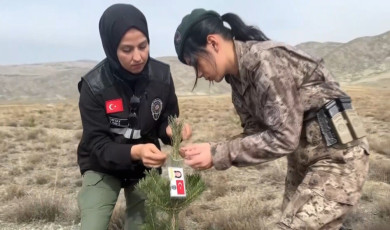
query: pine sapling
136 115 205 230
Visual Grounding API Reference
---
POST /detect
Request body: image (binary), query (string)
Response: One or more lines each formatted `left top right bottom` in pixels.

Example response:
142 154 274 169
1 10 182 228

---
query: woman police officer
175 9 369 229
77 4 190 230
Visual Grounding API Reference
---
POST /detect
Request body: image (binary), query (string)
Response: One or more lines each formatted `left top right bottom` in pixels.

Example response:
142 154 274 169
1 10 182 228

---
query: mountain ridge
1 30 389 102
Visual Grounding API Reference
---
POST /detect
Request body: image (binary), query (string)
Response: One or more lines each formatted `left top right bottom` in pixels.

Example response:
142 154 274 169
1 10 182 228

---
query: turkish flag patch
105 98 124 114
176 180 185 195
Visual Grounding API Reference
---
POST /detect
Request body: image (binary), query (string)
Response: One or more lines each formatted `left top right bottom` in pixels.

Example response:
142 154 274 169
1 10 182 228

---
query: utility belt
304 96 366 148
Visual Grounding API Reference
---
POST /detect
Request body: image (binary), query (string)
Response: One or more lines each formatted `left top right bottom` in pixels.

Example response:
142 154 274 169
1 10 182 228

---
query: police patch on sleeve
151 98 163 120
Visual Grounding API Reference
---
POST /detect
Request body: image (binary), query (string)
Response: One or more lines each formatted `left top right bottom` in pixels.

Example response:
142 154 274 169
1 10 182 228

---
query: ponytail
182 12 269 65
180 11 269 90
221 13 269 42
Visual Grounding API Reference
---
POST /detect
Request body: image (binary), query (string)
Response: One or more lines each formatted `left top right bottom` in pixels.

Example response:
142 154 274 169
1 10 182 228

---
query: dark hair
182 13 269 89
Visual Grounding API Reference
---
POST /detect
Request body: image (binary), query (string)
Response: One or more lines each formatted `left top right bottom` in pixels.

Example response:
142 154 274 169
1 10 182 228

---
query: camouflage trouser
276 120 369 230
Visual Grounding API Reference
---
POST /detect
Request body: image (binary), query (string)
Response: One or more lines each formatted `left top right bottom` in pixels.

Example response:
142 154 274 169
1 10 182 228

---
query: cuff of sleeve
129 145 138 161
158 121 171 145
101 143 134 170
210 142 232 170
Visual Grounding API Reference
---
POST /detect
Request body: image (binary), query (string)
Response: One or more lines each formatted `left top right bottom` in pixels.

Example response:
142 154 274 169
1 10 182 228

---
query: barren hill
0 61 95 102
297 31 390 84
1 30 389 102
0 58 230 103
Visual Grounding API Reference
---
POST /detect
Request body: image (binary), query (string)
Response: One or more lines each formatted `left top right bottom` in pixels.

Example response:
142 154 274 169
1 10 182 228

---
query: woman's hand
166 123 192 140
180 143 213 170
131 144 167 168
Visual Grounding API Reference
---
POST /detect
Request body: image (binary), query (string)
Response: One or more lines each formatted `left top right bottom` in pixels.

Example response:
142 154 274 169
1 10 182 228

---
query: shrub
21 116 36 127
46 135 62 149
376 196 390 219
2 184 26 201
35 174 52 185
3 192 80 224
202 197 271 230
27 153 44 164
27 128 47 140
8 195 63 223
368 134 390 156
368 158 390 184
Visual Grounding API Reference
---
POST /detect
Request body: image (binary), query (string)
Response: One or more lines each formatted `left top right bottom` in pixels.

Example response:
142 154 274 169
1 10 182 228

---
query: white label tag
168 167 186 198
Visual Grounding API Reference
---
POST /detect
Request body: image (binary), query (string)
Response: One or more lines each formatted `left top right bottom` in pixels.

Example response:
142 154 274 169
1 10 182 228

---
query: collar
232 40 251 95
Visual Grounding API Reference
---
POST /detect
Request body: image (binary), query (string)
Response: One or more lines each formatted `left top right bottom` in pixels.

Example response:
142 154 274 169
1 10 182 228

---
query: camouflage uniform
210 40 369 229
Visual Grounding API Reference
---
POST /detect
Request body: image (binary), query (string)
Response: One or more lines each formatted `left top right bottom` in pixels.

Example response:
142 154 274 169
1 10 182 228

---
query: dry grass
3 193 79 224
27 153 44 165
21 116 36 127
376 196 390 220
35 174 52 185
343 180 390 230
257 159 287 184
368 133 390 156
0 85 389 229
345 86 390 122
1 184 26 201
368 157 390 184
192 198 271 230
27 128 47 140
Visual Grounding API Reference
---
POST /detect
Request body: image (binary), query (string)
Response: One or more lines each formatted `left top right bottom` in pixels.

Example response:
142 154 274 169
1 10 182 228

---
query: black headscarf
99 4 150 81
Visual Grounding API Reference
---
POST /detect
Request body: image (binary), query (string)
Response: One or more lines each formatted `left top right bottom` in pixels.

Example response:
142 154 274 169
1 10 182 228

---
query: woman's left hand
180 143 213 170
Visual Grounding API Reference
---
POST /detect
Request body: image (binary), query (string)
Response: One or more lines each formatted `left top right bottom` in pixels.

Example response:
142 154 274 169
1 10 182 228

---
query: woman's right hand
131 144 167 168
179 143 213 170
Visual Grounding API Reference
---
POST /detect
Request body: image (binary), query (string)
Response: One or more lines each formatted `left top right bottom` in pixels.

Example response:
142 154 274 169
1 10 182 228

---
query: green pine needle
168 116 183 162
135 115 206 230
136 169 206 229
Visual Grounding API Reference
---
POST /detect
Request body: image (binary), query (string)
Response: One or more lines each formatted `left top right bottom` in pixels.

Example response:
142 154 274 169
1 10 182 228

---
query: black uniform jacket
77 58 179 180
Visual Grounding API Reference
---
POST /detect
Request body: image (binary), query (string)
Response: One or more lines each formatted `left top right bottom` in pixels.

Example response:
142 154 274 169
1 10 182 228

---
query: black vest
77 58 174 179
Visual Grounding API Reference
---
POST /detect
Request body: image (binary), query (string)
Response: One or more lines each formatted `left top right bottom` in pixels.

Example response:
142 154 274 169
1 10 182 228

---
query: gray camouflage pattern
210 40 369 229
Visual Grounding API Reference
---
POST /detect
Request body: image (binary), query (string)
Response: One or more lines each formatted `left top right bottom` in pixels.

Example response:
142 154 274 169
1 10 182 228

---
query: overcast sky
1 0 389 65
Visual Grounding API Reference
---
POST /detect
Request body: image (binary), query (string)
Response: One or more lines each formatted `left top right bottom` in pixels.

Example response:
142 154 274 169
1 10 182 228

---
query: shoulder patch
105 98 124 114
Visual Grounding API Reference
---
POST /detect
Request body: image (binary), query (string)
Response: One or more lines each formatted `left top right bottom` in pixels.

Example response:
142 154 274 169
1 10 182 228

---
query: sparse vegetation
27 153 44 165
0 84 389 229
27 128 47 140
4 193 78 224
376 196 390 220
368 157 390 183
368 133 390 156
35 174 52 185
2 184 26 201
21 116 36 127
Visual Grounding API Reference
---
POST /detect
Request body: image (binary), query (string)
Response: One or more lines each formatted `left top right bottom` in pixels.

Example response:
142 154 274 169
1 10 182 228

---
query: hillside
155 56 231 96
0 58 231 103
297 31 390 84
0 30 389 103
0 61 95 102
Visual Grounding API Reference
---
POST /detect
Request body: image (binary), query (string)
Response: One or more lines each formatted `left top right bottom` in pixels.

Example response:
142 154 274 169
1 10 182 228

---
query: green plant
168 115 183 163
136 116 206 230
137 169 205 230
